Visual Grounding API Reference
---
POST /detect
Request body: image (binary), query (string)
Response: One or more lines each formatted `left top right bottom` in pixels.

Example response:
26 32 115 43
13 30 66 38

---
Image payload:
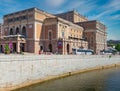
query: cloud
0 0 38 15
92 0 120 19
45 0 66 8
92 10 111 19
57 0 98 15
0 0 21 14
110 14 120 20
108 0 120 10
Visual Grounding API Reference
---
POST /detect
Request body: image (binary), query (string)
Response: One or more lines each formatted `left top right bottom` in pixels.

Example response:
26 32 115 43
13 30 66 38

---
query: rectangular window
49 32 52 40
62 31 64 38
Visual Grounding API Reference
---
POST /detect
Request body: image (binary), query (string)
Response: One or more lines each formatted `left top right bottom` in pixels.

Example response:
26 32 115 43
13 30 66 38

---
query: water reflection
13 67 120 91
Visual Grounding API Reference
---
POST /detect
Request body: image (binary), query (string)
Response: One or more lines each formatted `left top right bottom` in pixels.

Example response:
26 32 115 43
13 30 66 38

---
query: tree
115 44 120 51
4 44 10 54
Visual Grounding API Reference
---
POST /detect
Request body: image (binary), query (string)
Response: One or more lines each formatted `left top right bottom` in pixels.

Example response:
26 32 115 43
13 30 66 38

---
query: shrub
4 44 10 54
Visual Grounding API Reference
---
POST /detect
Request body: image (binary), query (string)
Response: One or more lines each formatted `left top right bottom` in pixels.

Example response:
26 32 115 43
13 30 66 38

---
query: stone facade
56 10 88 23
3 8 35 53
56 11 107 54
43 18 88 54
0 7 107 54
0 24 3 53
0 23 3 39
77 20 107 54
0 55 120 89
1 7 88 54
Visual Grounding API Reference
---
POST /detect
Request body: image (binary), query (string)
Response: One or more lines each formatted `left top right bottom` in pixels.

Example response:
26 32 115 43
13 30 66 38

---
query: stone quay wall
0 54 120 91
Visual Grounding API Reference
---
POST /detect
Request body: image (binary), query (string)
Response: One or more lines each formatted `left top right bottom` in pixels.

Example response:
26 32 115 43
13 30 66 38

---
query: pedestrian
109 55 111 59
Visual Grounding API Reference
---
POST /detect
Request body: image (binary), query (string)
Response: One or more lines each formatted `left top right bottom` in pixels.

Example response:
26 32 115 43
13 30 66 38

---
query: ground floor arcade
0 35 26 53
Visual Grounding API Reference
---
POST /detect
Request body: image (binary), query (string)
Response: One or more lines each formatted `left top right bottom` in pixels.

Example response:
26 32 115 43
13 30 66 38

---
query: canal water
14 67 120 91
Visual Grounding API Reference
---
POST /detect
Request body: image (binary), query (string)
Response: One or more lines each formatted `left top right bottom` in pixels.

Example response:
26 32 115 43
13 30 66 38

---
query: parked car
100 47 117 55
72 48 94 55
100 50 112 55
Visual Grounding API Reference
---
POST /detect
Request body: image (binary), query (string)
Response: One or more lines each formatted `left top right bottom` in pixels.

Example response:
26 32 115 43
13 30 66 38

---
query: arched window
10 28 13 35
22 26 27 37
16 27 19 34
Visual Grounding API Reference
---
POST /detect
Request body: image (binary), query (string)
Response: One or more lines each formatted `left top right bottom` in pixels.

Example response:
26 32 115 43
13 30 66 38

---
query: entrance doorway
40 46 43 52
20 43 25 52
0 45 3 53
40 46 43 50
48 44 52 52
67 44 70 54
13 43 16 52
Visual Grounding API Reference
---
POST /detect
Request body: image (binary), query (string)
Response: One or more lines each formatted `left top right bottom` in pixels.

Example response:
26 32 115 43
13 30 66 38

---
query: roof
55 10 88 20
45 17 83 29
4 7 55 18
4 7 36 17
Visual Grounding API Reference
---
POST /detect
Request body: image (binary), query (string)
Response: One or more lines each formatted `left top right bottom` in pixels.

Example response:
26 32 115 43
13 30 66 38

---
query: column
16 36 20 53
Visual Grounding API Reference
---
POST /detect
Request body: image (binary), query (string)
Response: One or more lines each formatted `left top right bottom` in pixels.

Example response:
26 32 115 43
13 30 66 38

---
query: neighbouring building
56 10 107 54
0 7 88 54
77 21 107 54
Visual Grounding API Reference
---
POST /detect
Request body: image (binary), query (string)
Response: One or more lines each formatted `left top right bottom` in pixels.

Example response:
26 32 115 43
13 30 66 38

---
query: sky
0 0 120 40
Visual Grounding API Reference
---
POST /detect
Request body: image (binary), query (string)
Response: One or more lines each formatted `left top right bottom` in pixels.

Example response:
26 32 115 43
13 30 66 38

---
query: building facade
43 17 88 54
0 24 3 53
56 10 88 23
1 8 88 54
0 23 3 39
56 11 107 54
77 21 107 54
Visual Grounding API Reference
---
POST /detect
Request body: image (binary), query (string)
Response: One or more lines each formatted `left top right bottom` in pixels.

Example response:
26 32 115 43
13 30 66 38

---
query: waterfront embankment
0 55 120 91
